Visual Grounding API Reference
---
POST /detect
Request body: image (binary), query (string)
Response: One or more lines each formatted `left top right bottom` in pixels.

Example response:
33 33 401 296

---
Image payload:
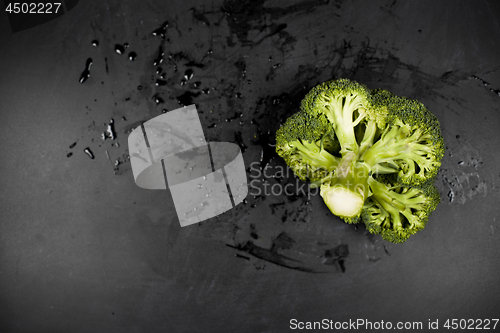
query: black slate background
1 0 499 332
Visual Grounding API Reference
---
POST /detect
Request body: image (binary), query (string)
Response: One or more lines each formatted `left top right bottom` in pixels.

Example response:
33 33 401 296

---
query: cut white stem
320 185 364 218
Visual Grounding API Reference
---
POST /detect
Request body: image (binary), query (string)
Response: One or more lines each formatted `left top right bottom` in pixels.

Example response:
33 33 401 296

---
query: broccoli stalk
320 154 371 218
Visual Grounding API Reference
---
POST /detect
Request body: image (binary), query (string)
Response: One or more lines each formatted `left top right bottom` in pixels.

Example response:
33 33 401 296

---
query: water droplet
67 152 73 157
203 176 206 180
162 109 167 113
91 40 99 47
115 44 125 54
156 67 163 74
153 46 164 66
79 58 93 84
152 94 164 105
156 79 167 86
102 119 116 140
137 85 143 90
84 148 94 159
128 52 137 61
184 69 194 80
152 21 169 39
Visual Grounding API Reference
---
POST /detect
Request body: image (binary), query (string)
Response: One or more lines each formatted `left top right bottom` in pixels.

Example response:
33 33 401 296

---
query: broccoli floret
276 110 340 182
275 78 444 243
363 174 440 243
364 89 445 185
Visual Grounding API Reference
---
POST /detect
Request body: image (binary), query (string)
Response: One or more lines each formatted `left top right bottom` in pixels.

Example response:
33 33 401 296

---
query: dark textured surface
1 1 499 332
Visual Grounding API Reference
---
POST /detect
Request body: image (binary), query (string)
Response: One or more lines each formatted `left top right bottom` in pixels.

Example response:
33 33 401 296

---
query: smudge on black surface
322 244 349 273
189 7 211 26
225 112 242 122
269 202 285 214
234 132 247 153
249 223 258 239
226 242 321 273
235 254 250 260
176 91 201 106
271 232 295 252
253 129 275 170
221 0 329 45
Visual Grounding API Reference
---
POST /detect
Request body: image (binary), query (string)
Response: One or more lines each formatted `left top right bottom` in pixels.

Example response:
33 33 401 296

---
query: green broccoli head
275 78 444 243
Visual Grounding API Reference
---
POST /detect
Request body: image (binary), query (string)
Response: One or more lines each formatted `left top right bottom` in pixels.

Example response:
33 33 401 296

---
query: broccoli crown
275 78 444 243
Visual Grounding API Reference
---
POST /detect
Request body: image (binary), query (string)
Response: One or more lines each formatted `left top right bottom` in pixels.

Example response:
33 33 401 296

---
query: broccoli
275 79 444 243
